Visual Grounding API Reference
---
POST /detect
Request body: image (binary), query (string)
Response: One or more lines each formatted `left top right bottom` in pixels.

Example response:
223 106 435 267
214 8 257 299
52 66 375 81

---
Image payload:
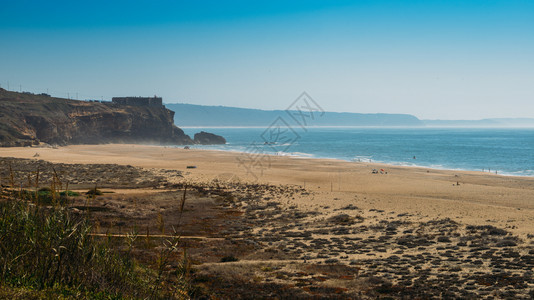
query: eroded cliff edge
0 89 199 147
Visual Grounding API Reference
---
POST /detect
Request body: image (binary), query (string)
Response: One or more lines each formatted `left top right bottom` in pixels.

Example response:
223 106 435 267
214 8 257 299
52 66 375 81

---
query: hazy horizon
1 1 533 120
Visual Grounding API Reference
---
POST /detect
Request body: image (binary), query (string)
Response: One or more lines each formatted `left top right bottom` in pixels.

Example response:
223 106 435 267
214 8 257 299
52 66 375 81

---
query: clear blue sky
1 0 533 119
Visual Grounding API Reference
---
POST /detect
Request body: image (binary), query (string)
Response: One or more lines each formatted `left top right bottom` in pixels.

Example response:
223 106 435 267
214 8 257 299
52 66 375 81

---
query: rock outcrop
193 131 226 145
0 89 199 146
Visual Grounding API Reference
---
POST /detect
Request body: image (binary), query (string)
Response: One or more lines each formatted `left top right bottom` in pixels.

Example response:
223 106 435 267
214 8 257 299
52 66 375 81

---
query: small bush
86 188 103 196
220 256 239 263
60 190 80 197
14 189 71 206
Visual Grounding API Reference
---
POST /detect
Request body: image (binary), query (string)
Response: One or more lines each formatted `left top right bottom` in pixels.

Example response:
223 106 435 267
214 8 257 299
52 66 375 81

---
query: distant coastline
166 103 534 128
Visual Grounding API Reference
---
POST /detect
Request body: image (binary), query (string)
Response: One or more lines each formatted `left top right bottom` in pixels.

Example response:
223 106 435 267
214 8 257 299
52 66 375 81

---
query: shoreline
0 143 529 179
176 144 531 179
179 126 534 178
0 143 508 178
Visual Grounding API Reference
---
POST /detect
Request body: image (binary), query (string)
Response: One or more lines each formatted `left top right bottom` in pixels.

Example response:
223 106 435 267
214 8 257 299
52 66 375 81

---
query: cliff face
0 89 193 146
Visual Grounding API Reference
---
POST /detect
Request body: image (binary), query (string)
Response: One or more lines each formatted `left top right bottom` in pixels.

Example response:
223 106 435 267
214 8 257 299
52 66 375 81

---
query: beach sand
2 144 532 236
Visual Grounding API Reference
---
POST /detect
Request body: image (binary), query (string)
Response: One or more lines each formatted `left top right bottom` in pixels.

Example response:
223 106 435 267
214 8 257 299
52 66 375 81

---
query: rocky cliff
0 89 197 147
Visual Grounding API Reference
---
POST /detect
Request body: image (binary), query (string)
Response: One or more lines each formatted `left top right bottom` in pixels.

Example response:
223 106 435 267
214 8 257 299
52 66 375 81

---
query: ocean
182 127 534 177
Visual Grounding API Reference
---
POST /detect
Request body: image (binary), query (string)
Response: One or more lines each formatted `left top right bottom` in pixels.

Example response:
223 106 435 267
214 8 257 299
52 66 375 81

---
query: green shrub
60 190 80 197
86 188 103 196
12 189 74 206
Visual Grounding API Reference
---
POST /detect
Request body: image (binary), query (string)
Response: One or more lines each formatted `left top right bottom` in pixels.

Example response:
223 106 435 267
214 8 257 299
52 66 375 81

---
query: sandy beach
2 144 533 235
2 144 534 298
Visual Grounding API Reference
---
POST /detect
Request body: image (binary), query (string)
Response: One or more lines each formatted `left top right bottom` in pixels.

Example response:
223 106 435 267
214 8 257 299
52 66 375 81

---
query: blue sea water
182 127 534 177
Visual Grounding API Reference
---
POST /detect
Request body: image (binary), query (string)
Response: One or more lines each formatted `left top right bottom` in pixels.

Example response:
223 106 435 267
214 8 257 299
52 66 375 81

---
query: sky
0 0 533 120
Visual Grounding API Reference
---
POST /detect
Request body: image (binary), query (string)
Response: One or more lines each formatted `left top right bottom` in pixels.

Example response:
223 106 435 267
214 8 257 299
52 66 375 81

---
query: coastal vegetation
0 170 189 299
